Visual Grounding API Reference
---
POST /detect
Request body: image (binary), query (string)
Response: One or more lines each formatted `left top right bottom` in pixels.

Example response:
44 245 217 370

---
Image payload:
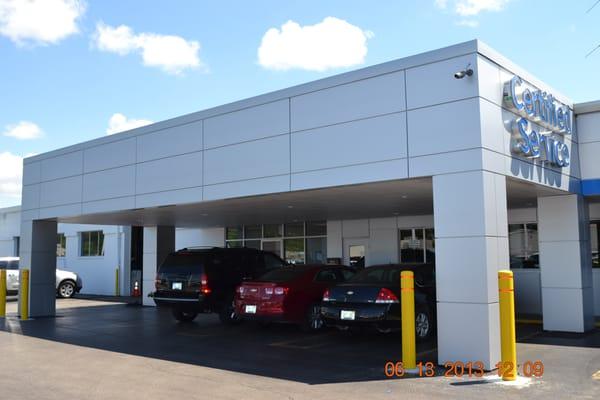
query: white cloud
258 17 373 72
0 152 23 199
435 0 511 16
93 23 203 75
456 19 480 28
0 0 85 45
106 113 152 135
2 121 43 140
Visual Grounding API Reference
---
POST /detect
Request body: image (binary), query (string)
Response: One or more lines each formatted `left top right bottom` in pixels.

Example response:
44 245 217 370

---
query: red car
235 264 356 331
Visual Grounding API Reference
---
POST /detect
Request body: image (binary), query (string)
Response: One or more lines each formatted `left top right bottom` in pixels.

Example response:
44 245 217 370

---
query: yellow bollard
0 270 6 318
498 270 517 381
401 270 416 370
115 267 120 296
20 269 29 321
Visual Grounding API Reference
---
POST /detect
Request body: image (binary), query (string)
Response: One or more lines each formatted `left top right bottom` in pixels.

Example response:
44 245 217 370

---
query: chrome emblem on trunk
346 291 354 295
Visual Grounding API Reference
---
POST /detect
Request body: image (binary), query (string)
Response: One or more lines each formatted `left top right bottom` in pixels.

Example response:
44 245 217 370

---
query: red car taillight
322 289 331 302
200 273 211 295
375 288 399 304
237 285 245 295
265 286 288 296
274 287 288 295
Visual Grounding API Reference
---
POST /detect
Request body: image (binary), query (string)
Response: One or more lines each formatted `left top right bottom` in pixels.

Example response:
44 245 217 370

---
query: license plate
340 310 355 320
172 282 183 290
245 305 257 314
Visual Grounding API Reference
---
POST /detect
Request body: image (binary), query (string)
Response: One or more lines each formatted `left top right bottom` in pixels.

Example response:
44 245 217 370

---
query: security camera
454 64 474 79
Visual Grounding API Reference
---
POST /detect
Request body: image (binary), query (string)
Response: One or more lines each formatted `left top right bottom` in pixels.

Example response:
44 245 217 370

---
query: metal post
0 270 6 318
20 269 29 320
401 270 416 370
498 270 517 381
115 267 120 296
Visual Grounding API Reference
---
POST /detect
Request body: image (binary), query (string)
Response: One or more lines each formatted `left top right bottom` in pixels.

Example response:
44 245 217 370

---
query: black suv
151 247 286 323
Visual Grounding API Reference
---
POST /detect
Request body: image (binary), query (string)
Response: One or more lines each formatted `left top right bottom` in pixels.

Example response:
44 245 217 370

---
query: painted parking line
269 333 339 350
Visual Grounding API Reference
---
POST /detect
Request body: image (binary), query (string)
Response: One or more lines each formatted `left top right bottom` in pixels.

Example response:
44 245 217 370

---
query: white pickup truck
0 257 82 298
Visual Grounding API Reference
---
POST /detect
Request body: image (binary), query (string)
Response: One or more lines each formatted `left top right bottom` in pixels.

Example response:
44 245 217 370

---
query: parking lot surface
1 298 599 400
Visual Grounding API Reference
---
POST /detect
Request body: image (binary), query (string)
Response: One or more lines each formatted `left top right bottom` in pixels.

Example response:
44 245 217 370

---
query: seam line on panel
202 119 205 202
27 52 480 164
292 156 408 175
289 98 292 191
404 70 410 177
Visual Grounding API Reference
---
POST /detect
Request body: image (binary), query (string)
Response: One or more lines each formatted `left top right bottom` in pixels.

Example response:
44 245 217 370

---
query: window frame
79 230 105 257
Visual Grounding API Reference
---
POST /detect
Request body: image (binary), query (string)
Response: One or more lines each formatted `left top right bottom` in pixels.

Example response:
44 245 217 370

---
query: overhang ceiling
57 177 567 228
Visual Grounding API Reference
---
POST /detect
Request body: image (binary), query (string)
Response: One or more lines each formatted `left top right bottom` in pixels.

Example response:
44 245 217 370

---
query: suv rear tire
218 297 241 325
172 309 198 322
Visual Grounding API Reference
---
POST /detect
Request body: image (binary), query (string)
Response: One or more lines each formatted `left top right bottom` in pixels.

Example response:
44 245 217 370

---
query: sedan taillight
322 289 331 302
375 288 399 304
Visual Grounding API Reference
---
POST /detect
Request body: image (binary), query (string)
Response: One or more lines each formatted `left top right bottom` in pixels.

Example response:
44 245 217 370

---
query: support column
19 219 57 317
433 171 508 370
538 195 594 332
142 226 175 306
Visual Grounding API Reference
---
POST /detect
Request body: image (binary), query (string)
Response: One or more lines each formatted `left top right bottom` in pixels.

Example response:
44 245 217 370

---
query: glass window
425 228 435 264
263 224 282 238
349 245 365 268
400 229 424 263
244 225 262 239
80 231 104 257
314 269 337 283
338 269 356 281
0 261 6 269
306 237 327 264
306 220 326 236
57 233 66 257
284 238 305 264
259 267 305 282
350 266 386 283
244 240 261 250
226 240 243 248
264 253 286 270
591 222 599 268
226 226 243 240
509 223 539 268
285 222 304 237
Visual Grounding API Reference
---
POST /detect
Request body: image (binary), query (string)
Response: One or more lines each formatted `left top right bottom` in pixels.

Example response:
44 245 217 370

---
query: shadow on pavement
0 300 437 385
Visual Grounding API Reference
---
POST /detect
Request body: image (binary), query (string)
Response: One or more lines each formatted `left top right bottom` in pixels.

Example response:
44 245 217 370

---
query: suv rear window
158 253 206 275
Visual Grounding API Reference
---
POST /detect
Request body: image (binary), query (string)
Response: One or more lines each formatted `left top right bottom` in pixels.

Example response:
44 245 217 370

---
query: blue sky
1 0 599 207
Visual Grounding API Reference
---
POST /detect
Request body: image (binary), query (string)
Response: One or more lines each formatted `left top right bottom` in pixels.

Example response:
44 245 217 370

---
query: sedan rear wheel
415 308 432 341
57 280 76 298
302 304 323 332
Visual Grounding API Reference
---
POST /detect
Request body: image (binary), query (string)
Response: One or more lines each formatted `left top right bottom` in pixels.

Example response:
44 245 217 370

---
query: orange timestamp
384 361 485 378
495 360 544 378
384 360 545 378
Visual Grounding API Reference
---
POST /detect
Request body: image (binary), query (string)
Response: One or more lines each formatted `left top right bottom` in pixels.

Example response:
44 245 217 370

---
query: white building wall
577 109 600 180
0 206 20 256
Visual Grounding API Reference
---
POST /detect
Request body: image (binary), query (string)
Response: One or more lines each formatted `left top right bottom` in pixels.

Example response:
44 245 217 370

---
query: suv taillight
375 288 399 304
200 273 211 295
322 289 331 302
155 274 162 290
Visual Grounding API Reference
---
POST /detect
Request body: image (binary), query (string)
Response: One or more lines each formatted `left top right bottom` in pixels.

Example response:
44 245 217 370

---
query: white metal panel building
14 40 600 369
